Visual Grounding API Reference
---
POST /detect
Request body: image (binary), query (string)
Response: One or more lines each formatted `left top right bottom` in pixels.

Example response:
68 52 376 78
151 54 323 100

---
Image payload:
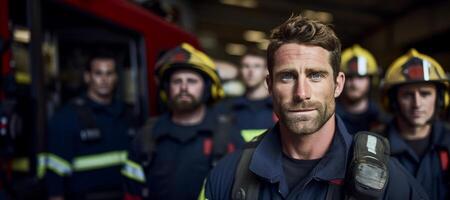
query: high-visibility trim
121 159 146 183
241 129 267 142
12 157 30 172
73 151 127 172
46 153 72 176
197 179 207 200
37 153 47 178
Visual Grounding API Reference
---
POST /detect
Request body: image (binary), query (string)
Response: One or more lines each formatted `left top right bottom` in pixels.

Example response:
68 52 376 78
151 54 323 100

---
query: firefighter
379 49 450 200
215 48 276 142
336 44 388 135
203 15 428 200
43 51 138 200
122 43 242 200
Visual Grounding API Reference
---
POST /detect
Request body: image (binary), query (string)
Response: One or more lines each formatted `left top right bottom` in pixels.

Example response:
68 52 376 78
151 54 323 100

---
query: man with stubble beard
122 43 242 200
202 15 428 200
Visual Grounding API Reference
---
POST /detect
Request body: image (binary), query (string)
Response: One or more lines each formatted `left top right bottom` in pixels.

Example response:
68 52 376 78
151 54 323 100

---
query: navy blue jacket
123 108 243 200
386 120 450 200
336 100 389 135
205 116 429 200
44 95 134 198
215 96 276 142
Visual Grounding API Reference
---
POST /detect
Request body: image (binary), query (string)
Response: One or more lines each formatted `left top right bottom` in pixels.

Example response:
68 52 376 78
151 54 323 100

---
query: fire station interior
1 0 450 199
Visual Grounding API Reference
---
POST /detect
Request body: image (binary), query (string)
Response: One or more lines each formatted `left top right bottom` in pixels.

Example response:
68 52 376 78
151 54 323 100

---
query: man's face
396 83 436 127
84 58 117 98
343 75 370 102
168 69 205 112
267 43 344 135
241 55 268 89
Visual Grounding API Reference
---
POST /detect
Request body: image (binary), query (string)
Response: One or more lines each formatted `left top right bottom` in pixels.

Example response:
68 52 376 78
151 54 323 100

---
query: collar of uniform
389 120 449 157
388 121 421 161
248 115 352 197
83 94 123 117
429 120 450 149
152 108 215 142
313 116 352 181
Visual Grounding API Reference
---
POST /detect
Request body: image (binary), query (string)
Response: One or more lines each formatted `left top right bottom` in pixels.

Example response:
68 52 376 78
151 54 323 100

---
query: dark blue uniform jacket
205 116 429 200
124 108 243 200
215 96 275 142
387 120 450 200
336 100 388 135
45 96 133 198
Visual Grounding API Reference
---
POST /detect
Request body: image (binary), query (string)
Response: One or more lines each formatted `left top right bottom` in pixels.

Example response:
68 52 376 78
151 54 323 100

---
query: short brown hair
267 14 341 78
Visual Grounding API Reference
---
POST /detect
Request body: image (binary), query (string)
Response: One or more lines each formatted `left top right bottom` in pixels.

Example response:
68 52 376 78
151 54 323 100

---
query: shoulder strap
232 147 259 200
134 117 159 168
326 181 344 200
211 114 232 166
231 132 266 200
439 125 450 171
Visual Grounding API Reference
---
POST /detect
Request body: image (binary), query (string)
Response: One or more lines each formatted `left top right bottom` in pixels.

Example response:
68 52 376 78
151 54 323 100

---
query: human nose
293 76 311 102
180 80 188 91
413 91 421 107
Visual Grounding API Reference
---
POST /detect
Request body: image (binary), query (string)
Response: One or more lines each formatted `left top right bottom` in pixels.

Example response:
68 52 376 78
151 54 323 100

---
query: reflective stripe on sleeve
37 153 47 178
73 151 127 172
121 159 146 183
241 129 267 142
46 153 72 176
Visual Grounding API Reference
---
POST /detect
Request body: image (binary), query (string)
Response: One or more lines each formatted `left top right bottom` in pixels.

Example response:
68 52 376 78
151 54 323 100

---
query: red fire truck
0 0 199 198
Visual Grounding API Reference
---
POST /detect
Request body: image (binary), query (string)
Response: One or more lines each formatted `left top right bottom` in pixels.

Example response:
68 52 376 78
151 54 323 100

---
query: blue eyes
309 72 324 81
279 72 324 82
280 73 295 82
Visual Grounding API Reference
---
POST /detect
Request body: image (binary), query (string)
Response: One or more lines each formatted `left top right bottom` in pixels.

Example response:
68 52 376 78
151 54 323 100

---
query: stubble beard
277 99 335 136
168 93 202 113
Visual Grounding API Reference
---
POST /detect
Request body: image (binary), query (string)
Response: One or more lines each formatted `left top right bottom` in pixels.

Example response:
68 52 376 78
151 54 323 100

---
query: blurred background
1 0 450 198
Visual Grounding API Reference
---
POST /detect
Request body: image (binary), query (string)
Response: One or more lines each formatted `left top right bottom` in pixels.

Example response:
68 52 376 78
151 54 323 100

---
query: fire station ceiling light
243 30 266 43
14 28 30 43
302 9 333 24
225 43 247 56
220 0 258 8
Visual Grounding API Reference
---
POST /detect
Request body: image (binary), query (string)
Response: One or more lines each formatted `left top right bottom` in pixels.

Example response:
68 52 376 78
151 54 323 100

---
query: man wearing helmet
336 44 388 135
122 43 242 200
380 49 450 200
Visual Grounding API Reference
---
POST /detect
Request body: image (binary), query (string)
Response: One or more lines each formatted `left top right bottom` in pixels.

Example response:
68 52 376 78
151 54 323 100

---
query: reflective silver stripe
37 153 47 178
73 151 127 171
121 160 146 183
46 153 72 176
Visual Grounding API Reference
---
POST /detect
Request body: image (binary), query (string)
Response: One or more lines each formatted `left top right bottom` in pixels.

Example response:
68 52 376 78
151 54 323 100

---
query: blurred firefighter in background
122 43 242 200
336 44 389 134
42 51 139 200
215 49 276 143
379 49 450 200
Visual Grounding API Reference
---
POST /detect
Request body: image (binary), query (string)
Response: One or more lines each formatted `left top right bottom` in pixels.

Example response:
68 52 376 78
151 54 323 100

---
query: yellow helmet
381 48 449 111
155 43 224 104
341 44 378 76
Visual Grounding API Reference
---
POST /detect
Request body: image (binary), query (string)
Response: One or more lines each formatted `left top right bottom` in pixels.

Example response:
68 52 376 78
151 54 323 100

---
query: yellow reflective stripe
12 157 30 172
46 153 72 176
73 151 127 172
197 179 207 200
37 153 47 178
121 159 146 183
241 129 267 142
